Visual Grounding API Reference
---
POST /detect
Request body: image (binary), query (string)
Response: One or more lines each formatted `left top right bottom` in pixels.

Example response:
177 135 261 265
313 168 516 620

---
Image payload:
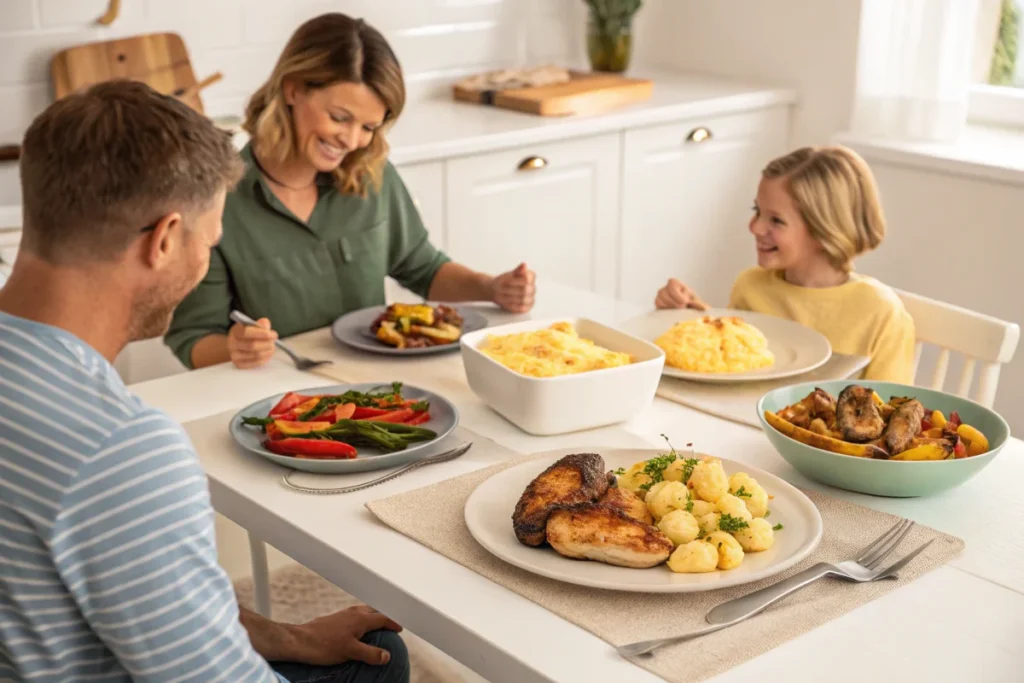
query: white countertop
131 281 1024 683
389 70 795 165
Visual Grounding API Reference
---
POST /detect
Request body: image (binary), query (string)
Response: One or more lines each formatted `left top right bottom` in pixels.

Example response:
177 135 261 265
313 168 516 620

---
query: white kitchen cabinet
618 106 791 307
395 160 445 249
444 133 621 296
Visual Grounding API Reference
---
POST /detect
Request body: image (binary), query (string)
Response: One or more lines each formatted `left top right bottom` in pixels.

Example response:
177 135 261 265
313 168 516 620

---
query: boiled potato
617 462 653 498
705 531 745 570
646 481 690 521
689 458 729 503
657 509 700 546
697 512 721 536
667 540 719 573
662 458 686 483
690 499 716 518
731 517 775 552
715 493 753 522
728 473 769 518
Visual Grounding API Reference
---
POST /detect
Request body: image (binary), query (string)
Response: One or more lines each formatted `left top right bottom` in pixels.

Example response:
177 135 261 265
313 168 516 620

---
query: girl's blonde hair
243 13 404 197
762 145 885 272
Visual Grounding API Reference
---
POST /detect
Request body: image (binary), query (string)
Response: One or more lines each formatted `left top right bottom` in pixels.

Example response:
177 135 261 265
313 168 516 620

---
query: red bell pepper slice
406 411 431 426
265 423 282 440
352 406 393 419
948 411 962 428
270 392 317 416
361 409 414 423
920 418 932 432
264 438 357 459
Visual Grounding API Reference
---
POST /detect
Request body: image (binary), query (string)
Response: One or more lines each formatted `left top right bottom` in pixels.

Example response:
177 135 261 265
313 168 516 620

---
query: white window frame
969 0 1024 128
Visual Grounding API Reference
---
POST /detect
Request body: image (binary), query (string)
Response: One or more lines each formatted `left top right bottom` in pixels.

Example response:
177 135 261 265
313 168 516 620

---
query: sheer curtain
851 0 982 141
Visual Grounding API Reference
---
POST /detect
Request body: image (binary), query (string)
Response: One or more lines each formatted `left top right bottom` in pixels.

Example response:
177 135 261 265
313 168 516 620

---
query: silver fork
229 310 333 371
281 442 473 494
616 519 933 658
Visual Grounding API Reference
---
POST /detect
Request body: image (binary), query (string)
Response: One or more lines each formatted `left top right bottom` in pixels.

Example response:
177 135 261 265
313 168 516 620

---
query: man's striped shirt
0 311 285 682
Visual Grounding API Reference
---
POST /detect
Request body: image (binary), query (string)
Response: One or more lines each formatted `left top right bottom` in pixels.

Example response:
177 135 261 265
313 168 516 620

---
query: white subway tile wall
0 0 584 203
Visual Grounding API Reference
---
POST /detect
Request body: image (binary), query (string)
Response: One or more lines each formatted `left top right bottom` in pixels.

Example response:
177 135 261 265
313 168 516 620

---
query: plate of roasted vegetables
331 303 488 356
758 380 1010 497
230 382 459 473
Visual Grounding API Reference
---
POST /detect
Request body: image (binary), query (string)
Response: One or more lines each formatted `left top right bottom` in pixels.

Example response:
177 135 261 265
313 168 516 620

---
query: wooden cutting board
51 32 206 114
453 71 653 117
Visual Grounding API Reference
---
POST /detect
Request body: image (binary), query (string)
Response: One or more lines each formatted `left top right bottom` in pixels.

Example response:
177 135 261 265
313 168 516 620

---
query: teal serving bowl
757 380 1010 497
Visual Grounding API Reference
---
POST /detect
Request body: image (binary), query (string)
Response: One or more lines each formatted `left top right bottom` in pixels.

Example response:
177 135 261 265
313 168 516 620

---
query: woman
165 13 536 369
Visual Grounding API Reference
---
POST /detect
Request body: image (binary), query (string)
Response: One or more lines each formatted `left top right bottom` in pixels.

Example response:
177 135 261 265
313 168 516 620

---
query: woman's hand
227 317 278 369
492 263 536 313
655 278 710 311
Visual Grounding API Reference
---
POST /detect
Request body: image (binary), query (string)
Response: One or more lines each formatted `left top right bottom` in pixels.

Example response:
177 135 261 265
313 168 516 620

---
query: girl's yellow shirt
728 267 916 383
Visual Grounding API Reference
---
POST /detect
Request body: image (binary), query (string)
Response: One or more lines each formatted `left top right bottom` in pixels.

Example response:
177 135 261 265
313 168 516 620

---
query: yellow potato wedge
931 410 947 429
764 410 889 458
870 391 885 407
957 424 989 455
922 427 945 439
891 441 953 461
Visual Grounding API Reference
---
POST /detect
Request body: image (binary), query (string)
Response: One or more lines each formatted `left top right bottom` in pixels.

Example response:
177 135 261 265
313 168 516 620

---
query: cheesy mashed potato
655 316 774 374
478 322 633 378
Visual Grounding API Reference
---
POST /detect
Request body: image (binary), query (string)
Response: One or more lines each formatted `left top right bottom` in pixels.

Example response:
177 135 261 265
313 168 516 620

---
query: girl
655 145 916 383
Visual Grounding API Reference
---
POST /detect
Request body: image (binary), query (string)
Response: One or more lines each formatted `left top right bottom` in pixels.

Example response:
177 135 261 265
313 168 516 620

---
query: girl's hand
227 317 278 369
655 278 710 311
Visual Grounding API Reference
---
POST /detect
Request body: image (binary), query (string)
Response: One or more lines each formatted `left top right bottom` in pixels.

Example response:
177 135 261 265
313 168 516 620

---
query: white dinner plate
618 308 832 383
465 448 823 593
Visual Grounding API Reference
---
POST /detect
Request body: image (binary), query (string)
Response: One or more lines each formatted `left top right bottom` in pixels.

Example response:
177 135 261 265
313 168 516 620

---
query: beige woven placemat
366 455 964 683
656 353 872 429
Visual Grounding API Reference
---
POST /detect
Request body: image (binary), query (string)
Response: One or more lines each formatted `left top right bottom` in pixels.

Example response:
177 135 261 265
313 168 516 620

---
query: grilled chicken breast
598 486 653 525
546 503 673 569
512 453 610 546
836 385 886 443
884 398 925 455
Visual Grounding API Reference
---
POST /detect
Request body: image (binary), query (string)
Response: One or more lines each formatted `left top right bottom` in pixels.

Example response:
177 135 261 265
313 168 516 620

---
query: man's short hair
19 80 243 263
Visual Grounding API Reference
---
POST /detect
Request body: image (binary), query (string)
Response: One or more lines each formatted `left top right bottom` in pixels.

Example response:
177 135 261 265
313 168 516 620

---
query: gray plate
331 305 489 356
229 382 459 473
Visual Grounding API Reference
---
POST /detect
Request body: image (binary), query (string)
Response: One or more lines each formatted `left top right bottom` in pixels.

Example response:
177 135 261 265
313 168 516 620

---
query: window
970 0 1024 127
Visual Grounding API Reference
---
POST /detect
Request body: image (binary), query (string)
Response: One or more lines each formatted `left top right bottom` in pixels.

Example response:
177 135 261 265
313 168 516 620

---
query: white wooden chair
897 289 1020 408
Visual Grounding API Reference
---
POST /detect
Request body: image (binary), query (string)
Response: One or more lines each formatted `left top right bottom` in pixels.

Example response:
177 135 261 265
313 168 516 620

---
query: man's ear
143 212 184 271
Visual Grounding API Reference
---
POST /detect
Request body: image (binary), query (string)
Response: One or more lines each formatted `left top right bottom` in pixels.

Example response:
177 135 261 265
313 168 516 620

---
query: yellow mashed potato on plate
655 316 774 374
478 322 633 378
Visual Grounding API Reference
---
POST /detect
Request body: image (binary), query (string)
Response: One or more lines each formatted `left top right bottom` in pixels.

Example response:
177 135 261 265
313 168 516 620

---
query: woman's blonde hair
762 145 885 272
243 13 404 196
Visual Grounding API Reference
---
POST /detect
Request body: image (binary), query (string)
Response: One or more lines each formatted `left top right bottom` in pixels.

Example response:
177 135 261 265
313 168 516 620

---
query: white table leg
248 534 272 618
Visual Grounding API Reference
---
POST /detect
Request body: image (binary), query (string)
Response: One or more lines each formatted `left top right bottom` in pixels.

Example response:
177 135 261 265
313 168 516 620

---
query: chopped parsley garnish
685 498 694 513
679 457 701 485
773 523 784 531
638 452 677 491
763 510 771 518
735 486 752 498
718 514 750 533
612 467 626 476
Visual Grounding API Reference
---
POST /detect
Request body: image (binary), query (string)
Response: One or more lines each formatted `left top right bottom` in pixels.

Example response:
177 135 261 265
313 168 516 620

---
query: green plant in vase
584 0 643 73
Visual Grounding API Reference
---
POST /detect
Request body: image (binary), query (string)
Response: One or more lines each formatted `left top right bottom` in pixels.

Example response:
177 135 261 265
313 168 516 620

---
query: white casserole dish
459 317 665 435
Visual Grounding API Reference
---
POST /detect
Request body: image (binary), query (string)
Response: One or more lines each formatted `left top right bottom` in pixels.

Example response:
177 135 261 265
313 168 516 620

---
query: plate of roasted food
758 380 1010 497
230 382 459 473
464 441 822 592
618 309 831 383
332 303 488 356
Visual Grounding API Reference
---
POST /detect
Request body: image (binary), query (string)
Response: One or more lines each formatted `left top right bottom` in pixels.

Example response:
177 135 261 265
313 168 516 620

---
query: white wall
639 0 863 146
0 0 585 205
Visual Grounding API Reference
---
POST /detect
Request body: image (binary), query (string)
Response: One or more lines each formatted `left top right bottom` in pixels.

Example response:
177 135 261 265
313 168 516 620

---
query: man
0 80 409 683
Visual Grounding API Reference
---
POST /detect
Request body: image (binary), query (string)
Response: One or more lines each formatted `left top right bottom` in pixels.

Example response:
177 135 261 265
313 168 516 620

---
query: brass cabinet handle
686 127 713 143
517 156 548 171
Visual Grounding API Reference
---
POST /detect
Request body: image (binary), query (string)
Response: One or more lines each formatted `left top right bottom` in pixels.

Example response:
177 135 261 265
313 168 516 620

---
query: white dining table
131 281 1024 683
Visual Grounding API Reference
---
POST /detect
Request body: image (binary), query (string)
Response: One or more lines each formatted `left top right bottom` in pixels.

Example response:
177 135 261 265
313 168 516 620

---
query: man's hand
227 317 277 369
492 263 536 313
654 278 709 311
295 605 403 666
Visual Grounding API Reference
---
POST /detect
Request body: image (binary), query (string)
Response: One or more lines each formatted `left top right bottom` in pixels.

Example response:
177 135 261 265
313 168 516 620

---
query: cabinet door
619 107 790 307
445 133 621 296
388 161 445 303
